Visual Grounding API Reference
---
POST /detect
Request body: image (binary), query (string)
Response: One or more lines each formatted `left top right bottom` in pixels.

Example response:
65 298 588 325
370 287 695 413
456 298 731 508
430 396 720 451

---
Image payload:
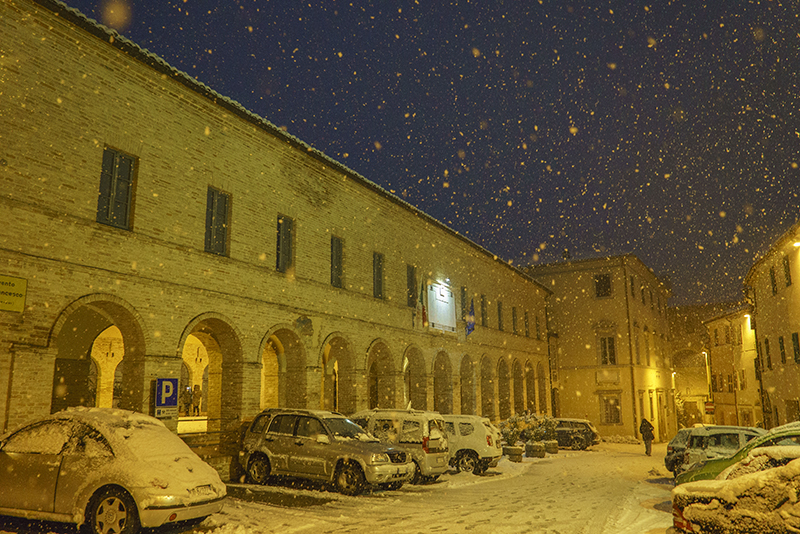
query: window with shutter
276 215 294 272
373 252 384 298
204 186 229 256
331 236 343 287
96 147 135 229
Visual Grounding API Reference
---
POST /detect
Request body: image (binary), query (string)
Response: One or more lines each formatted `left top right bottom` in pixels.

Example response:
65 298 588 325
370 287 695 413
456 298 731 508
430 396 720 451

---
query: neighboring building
526 255 677 441
0 0 551 475
669 303 733 427
744 219 800 428
704 305 763 427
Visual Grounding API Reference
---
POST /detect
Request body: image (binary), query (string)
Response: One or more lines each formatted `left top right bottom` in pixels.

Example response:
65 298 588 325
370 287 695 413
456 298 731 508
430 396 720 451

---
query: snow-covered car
239 408 413 495
350 408 449 483
672 446 800 533
0 407 226 534
554 418 600 450
675 425 765 476
442 414 502 474
664 428 694 475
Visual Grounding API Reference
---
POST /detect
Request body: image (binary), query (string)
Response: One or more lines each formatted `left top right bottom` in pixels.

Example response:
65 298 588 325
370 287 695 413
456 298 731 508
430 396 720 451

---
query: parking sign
155 378 179 418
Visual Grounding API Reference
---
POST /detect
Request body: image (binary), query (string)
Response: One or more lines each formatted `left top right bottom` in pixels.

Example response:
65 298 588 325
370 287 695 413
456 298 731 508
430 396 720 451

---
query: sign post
154 378 179 419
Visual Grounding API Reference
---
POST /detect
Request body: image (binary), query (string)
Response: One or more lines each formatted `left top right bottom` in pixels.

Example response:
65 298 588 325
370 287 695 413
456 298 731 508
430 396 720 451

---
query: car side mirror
316 434 330 444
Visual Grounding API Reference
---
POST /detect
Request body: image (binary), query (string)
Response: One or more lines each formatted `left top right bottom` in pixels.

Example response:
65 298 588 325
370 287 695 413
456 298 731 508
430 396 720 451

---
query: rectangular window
204 186 229 256
480 295 487 327
460 286 467 319
407 265 417 307
630 275 636 298
595 274 612 298
793 333 800 364
785 256 793 286
641 286 646 305
97 147 135 229
649 290 654 309
373 252 384 298
276 215 294 273
780 336 787 364
525 311 530 338
724 325 731 344
714 328 719 346
727 374 734 393
739 369 746 390
535 314 541 340
512 307 518 335
601 395 621 424
331 236 344 288
711 374 718 393
497 301 504 331
600 336 616 365
770 267 778 295
765 338 772 370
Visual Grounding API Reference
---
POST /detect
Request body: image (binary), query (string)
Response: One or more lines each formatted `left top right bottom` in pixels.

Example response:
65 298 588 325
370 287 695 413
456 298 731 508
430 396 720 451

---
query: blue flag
466 298 475 336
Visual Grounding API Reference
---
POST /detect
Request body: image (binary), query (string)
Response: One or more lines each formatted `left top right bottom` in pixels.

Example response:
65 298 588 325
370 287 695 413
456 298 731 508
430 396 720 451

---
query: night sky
63 0 800 305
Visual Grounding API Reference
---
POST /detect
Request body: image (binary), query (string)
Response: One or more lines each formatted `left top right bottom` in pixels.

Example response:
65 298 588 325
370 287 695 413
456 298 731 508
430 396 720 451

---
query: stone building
703 305 763 427
527 255 677 441
0 0 551 475
744 219 800 428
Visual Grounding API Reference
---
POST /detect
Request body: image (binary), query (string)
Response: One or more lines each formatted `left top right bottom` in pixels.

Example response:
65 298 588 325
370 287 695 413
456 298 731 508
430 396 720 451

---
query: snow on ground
205 442 675 534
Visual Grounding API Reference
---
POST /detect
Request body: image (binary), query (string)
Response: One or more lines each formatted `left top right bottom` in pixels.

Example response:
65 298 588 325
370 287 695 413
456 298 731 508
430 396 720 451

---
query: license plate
189 485 214 498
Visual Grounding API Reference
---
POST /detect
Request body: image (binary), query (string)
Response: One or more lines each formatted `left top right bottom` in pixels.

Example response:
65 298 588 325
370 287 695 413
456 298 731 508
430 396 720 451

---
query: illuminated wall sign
427 283 456 333
0 274 27 313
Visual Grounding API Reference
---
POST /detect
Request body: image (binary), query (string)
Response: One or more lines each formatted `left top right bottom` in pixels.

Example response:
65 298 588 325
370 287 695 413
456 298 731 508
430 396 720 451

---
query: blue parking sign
155 378 179 418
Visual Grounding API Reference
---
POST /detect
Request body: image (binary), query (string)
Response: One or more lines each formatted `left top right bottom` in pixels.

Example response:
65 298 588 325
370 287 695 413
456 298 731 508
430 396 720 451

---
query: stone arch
497 358 511 420
366 339 396 409
480 355 495 420
319 332 356 413
460 354 477 415
403 345 427 410
259 324 308 410
432 351 452 414
49 294 148 414
178 313 245 433
512 359 524 415
525 360 537 413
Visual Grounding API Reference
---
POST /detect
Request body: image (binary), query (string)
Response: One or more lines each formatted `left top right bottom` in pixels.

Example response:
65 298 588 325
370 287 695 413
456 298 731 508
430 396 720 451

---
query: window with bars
97 147 136 230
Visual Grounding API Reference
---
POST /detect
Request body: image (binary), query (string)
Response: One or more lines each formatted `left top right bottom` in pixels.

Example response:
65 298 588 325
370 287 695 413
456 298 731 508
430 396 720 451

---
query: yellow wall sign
0 275 27 313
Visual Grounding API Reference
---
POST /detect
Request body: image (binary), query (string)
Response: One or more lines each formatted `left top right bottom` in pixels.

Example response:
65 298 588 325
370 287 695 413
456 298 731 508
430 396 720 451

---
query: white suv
350 409 449 483
442 414 502 474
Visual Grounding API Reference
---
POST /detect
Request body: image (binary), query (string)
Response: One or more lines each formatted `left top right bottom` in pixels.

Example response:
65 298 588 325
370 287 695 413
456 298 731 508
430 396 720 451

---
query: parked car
350 408 449 483
554 418 600 450
0 407 226 534
442 414 502 474
672 446 800 533
676 422 800 485
664 428 695 475
240 408 413 495
674 425 765 476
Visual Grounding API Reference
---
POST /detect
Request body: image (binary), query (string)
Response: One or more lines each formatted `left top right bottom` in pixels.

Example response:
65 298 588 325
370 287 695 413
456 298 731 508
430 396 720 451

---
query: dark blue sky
65 0 800 305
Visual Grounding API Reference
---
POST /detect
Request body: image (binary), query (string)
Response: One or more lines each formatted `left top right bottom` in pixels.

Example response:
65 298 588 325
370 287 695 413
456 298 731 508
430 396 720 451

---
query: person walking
640 418 655 456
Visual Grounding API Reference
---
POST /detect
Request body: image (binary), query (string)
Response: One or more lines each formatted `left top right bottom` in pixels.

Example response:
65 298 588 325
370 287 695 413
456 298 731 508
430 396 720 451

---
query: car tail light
423 436 429 453
486 435 493 447
668 445 674 453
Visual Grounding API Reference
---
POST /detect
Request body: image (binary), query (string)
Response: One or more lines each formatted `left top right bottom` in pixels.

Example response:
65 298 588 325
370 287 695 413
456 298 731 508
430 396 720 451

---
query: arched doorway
366 340 395 409
50 296 146 414
260 327 308 409
320 334 355 413
404 346 427 410
480 356 494 419
497 359 511 420
460 355 476 415
433 351 452 414
512 359 524 415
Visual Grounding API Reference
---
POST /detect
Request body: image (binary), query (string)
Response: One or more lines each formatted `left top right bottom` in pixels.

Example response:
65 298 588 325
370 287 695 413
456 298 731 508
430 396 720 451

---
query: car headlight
368 453 390 465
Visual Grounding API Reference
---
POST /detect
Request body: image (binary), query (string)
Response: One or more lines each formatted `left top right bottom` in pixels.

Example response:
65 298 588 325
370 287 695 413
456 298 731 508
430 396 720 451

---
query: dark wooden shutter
96 148 115 224
373 252 384 298
205 187 215 252
331 236 343 287
111 154 133 226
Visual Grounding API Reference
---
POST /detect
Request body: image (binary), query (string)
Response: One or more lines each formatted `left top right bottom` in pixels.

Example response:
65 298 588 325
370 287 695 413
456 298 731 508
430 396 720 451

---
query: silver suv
350 409 449 483
442 414 502 474
677 425 766 475
239 409 414 495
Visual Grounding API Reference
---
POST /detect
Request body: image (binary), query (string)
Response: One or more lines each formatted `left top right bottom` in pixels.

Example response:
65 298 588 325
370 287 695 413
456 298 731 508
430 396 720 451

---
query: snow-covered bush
498 413 557 445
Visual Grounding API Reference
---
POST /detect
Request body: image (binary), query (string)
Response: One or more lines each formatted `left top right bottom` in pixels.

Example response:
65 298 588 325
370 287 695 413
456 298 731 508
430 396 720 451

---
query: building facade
703 306 763 427
745 219 800 428
0 0 551 474
527 255 677 441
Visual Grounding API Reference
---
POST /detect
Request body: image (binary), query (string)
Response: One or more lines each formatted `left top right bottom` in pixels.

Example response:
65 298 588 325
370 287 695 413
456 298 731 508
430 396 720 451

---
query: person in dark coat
639 418 655 456
192 384 202 416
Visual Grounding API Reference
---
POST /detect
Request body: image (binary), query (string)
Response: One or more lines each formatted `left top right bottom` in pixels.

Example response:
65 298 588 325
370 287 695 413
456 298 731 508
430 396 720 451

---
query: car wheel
473 460 489 475
456 451 480 474
335 462 365 496
410 461 423 484
248 455 271 485
571 435 586 450
86 487 140 534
